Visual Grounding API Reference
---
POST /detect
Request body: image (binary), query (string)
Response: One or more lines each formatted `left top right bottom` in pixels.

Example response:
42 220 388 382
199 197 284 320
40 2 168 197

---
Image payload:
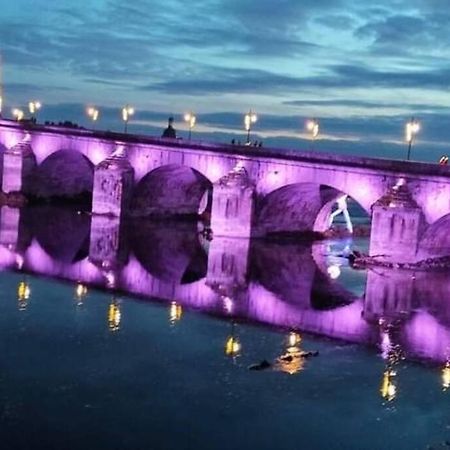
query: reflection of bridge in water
1 204 450 365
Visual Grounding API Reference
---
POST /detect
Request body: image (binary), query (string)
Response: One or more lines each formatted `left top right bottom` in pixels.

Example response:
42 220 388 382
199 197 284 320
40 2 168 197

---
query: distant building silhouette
162 117 176 138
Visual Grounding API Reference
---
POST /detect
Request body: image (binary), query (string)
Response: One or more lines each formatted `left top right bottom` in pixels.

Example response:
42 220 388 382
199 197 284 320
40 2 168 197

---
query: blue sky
2 0 450 161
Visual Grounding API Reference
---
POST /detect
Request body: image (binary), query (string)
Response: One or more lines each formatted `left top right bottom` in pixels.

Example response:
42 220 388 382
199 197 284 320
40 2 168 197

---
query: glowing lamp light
87 106 99 125
121 105 135 133
12 108 24 121
405 118 420 161
184 112 196 140
28 100 41 115
306 118 319 138
327 264 341 280
244 110 257 144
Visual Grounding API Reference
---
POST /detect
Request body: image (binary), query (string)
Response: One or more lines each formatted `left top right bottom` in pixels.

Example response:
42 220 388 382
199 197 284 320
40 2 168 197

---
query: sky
1 0 450 161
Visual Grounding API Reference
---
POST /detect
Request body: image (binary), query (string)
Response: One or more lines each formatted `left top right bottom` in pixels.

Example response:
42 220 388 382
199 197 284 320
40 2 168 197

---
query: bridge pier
206 236 250 313
210 165 255 238
88 214 129 288
92 147 134 217
369 180 425 263
2 139 36 194
363 268 413 323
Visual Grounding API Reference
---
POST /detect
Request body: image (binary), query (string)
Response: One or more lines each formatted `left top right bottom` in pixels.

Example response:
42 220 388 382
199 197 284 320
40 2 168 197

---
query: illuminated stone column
369 180 425 263
363 268 413 322
206 236 250 301
210 166 255 238
92 146 134 216
2 140 36 194
88 215 128 288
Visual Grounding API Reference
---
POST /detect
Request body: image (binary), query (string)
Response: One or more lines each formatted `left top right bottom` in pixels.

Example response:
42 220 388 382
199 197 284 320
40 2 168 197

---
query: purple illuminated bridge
1 119 450 263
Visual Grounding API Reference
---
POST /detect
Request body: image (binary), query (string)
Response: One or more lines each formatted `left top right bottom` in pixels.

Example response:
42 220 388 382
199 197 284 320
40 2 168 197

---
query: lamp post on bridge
12 108 24 122
121 105 134 133
305 118 319 150
184 112 196 140
87 107 99 129
244 110 257 145
28 101 41 122
405 117 420 161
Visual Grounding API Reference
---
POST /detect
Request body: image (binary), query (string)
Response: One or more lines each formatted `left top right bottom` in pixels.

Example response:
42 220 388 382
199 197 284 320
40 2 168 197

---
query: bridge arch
255 182 370 236
131 164 212 218
32 149 94 202
418 213 450 259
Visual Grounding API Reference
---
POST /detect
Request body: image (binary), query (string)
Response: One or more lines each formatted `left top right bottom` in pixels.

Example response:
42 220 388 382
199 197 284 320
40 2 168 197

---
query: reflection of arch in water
29 206 91 263
128 219 207 284
250 240 357 310
131 164 212 218
256 183 370 236
33 149 94 203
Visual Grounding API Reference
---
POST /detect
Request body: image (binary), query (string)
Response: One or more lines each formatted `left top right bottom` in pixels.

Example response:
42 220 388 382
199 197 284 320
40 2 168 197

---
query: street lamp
244 110 257 144
306 118 319 150
121 104 134 133
405 117 420 161
87 106 99 129
28 101 41 121
184 112 196 140
12 108 24 122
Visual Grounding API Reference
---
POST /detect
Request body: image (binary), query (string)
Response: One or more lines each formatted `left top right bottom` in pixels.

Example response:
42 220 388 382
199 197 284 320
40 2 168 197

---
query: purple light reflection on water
1 205 450 364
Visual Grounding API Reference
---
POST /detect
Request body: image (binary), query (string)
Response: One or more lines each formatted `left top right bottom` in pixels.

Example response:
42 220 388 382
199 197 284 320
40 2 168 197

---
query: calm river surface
0 206 450 450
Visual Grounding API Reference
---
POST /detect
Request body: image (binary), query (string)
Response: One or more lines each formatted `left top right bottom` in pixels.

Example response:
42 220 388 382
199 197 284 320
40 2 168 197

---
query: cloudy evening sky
1 0 450 161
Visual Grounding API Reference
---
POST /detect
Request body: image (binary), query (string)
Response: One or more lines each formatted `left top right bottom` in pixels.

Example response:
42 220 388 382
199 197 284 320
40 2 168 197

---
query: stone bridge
1 119 450 263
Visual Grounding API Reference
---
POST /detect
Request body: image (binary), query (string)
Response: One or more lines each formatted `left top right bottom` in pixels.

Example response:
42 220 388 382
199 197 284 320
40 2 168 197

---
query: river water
0 206 449 450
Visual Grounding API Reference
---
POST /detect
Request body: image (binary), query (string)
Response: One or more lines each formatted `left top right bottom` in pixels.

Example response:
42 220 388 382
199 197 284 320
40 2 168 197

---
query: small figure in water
248 360 272 371
162 116 177 138
329 194 353 234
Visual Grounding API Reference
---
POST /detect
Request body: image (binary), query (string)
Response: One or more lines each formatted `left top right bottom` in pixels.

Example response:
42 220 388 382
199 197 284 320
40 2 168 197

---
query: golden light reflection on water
169 302 182 325
74 283 88 307
276 332 304 375
108 299 121 332
442 362 450 391
379 319 403 403
225 323 241 358
17 280 31 311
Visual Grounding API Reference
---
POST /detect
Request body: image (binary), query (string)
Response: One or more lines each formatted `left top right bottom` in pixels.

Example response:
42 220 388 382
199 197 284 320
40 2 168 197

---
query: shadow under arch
27 206 91 263
418 213 450 259
32 149 94 204
127 219 207 284
131 164 212 218
256 182 370 236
